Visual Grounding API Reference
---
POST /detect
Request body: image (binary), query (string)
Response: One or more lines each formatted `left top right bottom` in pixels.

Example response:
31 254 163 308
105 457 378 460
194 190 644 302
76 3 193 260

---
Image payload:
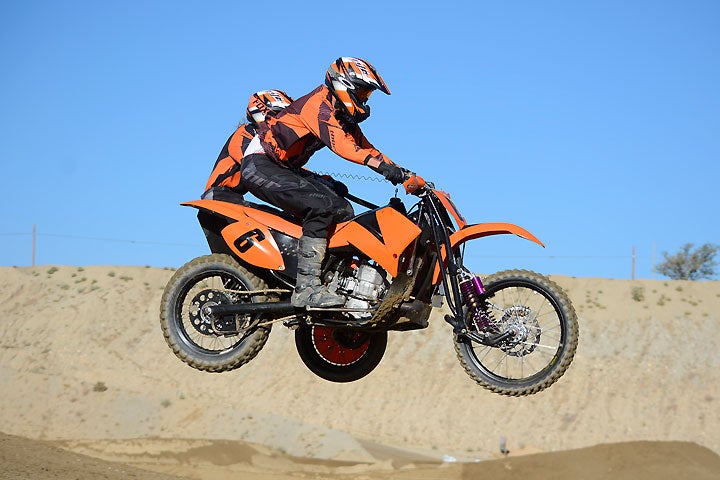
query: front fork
443 269 486 332
423 195 508 344
446 270 518 347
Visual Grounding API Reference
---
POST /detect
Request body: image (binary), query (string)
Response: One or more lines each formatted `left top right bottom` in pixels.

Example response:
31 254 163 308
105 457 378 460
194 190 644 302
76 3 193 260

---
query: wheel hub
312 326 371 366
499 305 541 356
188 289 232 335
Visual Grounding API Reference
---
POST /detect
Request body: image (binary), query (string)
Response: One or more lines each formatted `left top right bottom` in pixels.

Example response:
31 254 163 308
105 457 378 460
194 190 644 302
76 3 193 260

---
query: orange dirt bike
160 173 578 396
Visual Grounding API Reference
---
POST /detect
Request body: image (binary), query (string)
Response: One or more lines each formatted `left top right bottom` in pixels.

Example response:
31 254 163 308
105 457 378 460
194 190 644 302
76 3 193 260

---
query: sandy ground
1 265 719 479
3 432 720 480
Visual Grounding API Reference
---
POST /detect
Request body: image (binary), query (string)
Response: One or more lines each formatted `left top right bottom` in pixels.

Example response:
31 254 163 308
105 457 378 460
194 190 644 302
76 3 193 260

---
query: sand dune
1 265 719 478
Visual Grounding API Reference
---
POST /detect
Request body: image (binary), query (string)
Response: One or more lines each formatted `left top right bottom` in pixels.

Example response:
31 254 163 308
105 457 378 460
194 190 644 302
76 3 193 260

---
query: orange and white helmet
246 89 294 125
325 57 390 123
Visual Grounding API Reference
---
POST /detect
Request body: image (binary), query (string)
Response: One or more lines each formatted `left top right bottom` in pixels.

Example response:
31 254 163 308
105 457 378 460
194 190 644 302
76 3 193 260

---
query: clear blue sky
1 1 718 279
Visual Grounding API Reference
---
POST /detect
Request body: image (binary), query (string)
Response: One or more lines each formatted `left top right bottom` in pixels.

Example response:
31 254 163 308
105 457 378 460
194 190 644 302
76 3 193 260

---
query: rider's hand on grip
403 174 426 195
377 162 405 185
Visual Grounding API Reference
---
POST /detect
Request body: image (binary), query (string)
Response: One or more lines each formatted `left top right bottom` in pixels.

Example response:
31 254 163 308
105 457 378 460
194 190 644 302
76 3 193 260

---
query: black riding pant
239 154 354 239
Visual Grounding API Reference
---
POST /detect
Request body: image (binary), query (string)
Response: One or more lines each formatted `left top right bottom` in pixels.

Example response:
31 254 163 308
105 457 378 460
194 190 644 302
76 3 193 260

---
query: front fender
450 222 545 249
432 222 545 284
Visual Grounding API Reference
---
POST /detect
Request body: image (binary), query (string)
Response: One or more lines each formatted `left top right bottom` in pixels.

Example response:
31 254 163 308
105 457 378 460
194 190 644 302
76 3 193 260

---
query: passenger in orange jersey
201 90 294 202
239 57 407 308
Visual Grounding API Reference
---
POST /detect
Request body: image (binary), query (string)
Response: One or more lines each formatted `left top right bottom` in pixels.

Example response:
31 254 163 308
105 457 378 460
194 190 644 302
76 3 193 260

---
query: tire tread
159 254 271 373
454 269 579 396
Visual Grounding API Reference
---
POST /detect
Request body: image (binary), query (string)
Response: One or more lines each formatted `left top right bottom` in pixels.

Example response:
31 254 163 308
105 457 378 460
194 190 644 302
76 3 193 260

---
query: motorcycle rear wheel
295 325 387 382
454 269 578 396
160 254 272 372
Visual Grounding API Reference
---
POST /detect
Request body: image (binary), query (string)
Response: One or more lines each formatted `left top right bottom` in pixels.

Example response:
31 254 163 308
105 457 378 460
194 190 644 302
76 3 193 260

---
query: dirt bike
160 173 578 396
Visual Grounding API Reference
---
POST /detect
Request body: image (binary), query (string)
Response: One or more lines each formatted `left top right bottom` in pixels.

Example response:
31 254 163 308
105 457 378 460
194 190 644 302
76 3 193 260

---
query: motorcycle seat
244 201 301 225
202 187 301 224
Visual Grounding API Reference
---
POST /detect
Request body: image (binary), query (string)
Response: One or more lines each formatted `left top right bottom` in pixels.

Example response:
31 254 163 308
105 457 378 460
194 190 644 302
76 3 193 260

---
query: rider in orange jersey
240 57 406 308
202 90 293 201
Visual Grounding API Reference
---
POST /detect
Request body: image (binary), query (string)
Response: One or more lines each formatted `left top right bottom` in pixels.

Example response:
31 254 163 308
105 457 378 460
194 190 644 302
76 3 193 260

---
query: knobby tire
159 254 272 372
454 269 579 396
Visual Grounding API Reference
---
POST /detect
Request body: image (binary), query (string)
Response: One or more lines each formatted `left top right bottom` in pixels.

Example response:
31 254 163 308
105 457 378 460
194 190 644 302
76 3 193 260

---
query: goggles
354 87 373 103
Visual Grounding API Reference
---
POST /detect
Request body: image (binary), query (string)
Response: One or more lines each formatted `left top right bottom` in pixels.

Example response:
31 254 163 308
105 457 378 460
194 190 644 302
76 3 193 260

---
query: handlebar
343 174 427 210
319 169 429 209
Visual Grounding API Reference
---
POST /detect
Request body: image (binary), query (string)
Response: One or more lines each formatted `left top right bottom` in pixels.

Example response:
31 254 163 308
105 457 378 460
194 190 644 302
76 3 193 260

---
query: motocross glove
376 162 405 185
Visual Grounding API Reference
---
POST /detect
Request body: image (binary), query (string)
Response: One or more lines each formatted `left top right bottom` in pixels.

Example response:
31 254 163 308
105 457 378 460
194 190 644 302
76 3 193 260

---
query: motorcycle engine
333 261 389 320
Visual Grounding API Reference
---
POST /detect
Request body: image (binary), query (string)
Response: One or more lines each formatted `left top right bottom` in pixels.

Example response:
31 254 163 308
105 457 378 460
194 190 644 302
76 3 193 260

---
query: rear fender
183 200 286 271
432 222 544 284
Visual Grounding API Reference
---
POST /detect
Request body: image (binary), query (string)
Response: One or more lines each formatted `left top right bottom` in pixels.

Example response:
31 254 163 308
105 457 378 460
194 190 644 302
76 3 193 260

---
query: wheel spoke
454 271 578 395
464 277 571 381
160 255 274 373
490 355 507 378
517 340 560 351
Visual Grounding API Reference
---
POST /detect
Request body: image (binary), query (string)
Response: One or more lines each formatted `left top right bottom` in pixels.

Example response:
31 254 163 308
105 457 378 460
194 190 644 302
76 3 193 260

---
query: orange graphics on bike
329 206 422 278
183 200 291 270
184 200 420 277
433 189 467 229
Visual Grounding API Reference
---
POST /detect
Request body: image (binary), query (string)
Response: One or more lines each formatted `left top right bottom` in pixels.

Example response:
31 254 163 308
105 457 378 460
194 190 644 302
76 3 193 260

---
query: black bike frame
346 188 468 332
417 192 467 332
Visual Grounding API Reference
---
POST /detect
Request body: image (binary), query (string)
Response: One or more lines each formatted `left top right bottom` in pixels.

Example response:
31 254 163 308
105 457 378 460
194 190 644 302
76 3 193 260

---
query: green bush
655 243 718 280
631 286 645 302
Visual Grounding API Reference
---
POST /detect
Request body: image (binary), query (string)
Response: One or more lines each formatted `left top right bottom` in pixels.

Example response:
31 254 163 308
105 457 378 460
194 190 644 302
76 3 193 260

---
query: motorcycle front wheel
295 325 387 382
454 269 578 396
160 254 272 372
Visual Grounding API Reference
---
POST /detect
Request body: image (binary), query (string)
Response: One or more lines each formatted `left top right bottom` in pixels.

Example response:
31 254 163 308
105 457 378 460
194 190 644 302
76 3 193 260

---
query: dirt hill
1 265 719 478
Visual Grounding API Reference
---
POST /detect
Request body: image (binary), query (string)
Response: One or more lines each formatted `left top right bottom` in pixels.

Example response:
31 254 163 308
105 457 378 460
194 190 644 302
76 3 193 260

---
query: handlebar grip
403 174 426 194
